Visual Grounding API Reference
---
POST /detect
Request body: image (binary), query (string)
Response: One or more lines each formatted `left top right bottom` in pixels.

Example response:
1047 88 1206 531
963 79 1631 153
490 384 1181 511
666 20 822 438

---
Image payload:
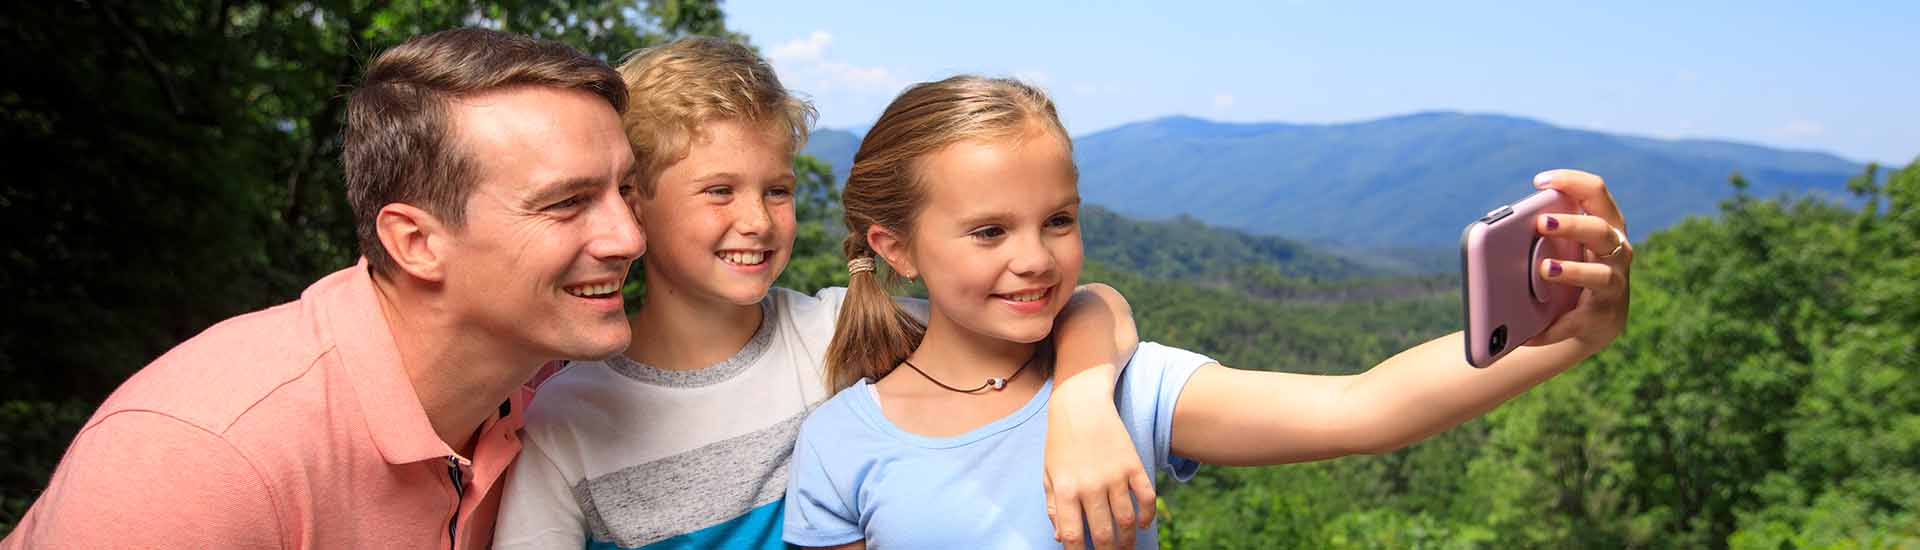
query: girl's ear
867 224 918 279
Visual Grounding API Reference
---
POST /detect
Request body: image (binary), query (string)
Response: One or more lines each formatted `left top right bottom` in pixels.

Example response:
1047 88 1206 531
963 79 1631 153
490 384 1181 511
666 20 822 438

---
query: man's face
439 85 645 362
634 119 798 308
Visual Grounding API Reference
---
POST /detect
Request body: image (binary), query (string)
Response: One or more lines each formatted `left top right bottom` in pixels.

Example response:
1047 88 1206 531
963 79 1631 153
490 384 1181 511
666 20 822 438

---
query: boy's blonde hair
616 37 816 195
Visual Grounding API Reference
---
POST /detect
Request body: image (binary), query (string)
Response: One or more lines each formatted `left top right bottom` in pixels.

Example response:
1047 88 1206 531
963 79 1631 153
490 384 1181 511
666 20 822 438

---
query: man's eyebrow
522 165 638 208
522 175 608 208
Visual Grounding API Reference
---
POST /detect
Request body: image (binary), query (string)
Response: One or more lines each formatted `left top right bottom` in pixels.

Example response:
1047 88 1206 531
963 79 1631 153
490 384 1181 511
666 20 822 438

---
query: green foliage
1135 159 1920 549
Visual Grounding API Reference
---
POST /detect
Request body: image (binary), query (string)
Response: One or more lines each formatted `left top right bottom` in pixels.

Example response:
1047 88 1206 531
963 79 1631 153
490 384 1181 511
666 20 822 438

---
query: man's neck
626 266 765 371
372 274 540 456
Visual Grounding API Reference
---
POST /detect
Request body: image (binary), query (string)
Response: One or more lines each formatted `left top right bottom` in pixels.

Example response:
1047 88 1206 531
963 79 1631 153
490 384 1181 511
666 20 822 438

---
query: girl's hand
1044 365 1153 550
1527 169 1633 354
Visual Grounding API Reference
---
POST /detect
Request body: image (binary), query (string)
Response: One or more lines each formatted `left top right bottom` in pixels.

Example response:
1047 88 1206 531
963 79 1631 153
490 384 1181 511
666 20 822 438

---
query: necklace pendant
988 377 1007 390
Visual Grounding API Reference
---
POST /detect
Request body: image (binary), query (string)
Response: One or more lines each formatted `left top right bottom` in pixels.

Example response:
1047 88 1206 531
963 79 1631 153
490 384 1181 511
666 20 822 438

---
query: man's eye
548 196 583 210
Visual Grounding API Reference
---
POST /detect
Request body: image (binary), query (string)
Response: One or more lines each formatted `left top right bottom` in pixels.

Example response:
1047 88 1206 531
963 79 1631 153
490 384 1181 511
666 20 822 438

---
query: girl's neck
627 264 765 371
904 313 1040 383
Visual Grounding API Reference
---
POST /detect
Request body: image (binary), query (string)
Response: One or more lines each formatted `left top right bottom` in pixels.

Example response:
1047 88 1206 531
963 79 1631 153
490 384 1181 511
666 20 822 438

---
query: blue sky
725 1 1917 165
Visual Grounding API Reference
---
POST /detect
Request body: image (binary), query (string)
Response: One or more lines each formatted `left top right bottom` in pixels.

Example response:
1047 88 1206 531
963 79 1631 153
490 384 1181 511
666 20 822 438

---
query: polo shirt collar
311 259 459 465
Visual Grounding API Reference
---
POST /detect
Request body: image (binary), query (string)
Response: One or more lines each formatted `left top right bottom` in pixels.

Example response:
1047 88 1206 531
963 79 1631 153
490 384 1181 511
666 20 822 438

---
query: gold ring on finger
1597 226 1628 259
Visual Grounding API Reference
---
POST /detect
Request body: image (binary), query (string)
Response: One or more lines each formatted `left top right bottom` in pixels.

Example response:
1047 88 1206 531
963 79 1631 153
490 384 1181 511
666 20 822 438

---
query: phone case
1460 189 1584 368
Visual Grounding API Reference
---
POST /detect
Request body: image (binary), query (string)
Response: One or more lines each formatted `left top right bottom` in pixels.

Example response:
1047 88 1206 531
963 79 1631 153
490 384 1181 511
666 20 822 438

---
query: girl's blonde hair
824 75 1074 391
616 37 816 196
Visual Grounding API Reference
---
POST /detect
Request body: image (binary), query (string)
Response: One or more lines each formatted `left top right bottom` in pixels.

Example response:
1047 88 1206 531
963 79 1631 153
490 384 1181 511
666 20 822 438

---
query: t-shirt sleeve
1122 343 1215 483
492 433 587 549
4 412 282 549
782 421 864 547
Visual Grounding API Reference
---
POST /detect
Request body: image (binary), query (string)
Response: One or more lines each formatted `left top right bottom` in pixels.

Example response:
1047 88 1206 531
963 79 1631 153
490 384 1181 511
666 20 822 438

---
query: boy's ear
375 203 453 283
866 224 917 279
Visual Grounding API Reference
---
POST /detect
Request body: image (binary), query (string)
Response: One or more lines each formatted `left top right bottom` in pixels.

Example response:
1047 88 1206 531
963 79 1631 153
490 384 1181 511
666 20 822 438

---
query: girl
783 76 1632 549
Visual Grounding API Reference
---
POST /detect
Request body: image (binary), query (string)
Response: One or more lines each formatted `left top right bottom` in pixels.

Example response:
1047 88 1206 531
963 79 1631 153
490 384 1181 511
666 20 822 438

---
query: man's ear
866 224 916 279
375 203 453 283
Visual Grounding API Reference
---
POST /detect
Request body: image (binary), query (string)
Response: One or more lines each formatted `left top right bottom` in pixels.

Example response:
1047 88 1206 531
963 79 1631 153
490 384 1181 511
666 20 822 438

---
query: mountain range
802 111 1872 249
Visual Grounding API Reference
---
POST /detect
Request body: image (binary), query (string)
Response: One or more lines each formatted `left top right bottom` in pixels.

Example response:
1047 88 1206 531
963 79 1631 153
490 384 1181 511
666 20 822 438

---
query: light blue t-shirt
782 342 1214 549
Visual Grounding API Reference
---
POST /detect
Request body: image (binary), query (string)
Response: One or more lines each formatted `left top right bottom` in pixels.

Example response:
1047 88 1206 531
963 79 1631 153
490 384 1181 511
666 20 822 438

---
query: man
2 28 643 549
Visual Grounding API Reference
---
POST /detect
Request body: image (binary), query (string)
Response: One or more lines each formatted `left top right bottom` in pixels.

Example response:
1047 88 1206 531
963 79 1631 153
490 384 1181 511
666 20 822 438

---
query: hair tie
847 257 876 275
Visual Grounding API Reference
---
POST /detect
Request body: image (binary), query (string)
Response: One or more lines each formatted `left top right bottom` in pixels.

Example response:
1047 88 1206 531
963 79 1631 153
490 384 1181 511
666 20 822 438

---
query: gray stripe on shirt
574 409 805 547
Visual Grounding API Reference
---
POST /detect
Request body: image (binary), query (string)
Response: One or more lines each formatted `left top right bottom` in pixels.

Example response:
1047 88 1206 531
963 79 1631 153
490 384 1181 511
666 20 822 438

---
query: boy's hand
1044 364 1153 550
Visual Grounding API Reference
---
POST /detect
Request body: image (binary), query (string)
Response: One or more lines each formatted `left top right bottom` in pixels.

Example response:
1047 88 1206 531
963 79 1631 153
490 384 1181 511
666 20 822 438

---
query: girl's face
875 125 1083 345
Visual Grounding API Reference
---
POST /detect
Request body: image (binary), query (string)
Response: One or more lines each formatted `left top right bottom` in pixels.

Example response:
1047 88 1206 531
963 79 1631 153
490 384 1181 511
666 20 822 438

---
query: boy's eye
768 186 793 198
704 186 733 196
1047 214 1076 228
970 226 1006 241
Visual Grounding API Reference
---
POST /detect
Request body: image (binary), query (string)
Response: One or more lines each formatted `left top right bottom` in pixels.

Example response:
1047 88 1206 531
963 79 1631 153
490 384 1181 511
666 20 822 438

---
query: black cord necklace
899 353 1038 393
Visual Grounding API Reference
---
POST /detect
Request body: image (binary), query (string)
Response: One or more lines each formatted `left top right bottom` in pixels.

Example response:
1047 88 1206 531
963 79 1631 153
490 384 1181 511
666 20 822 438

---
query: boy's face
635 119 797 307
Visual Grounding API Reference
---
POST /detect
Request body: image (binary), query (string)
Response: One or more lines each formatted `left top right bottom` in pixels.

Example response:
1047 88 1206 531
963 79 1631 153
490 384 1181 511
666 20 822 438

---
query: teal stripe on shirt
587 499 786 550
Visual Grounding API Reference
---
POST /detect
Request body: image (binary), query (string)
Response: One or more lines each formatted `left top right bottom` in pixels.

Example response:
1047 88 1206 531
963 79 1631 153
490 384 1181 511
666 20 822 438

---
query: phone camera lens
1490 325 1508 356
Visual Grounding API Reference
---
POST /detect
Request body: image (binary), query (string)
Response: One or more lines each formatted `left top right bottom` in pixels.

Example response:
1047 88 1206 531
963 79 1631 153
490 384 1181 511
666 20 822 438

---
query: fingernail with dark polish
1549 261 1563 277
1546 216 1559 230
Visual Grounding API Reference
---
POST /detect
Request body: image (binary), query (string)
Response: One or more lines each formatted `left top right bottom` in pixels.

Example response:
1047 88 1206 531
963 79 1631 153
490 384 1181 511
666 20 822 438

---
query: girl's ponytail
824 236 925 391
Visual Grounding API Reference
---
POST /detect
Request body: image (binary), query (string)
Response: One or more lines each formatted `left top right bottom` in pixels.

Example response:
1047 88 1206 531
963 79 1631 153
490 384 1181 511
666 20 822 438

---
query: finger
1537 213 1626 260
1534 169 1627 233
1044 476 1059 540
1054 484 1085 546
1540 258 1623 292
1083 492 1116 550
1107 484 1137 548
1129 470 1158 529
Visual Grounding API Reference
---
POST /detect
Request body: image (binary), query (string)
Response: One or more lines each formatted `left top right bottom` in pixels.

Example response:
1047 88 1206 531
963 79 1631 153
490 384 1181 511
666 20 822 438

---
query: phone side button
1480 206 1514 223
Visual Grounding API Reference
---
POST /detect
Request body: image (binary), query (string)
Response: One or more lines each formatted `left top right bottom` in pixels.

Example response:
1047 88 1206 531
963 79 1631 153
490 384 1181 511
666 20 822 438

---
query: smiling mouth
563 281 622 298
717 250 770 266
996 288 1051 303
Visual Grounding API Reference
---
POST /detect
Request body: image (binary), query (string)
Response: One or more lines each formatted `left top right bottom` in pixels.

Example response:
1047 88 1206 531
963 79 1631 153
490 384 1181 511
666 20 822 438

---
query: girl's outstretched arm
1171 170 1633 465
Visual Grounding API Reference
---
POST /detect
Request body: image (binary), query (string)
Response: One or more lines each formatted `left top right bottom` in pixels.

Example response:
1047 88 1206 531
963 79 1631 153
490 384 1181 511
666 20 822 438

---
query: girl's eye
1047 214 1076 228
970 226 1006 241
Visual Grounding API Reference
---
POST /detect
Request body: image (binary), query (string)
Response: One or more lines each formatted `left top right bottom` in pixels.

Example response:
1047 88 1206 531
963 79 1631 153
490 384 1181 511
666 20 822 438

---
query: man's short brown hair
344 28 628 275
616 37 816 196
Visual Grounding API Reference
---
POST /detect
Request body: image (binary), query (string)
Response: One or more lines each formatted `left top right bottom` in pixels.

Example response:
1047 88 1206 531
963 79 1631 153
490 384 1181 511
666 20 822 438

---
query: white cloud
766 29 902 95
1213 93 1235 110
769 30 832 64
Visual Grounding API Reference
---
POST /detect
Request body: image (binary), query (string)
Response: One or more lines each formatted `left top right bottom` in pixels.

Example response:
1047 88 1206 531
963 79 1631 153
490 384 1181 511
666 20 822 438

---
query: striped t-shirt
493 287 909 550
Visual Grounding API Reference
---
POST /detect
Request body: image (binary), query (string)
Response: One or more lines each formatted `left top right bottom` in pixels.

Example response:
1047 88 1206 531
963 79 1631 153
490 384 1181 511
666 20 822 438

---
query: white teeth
1003 290 1046 303
717 251 768 266
565 282 620 298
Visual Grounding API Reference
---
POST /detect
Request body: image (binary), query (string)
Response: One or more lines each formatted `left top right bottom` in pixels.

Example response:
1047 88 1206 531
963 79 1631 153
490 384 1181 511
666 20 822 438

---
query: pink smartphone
1460 189 1584 367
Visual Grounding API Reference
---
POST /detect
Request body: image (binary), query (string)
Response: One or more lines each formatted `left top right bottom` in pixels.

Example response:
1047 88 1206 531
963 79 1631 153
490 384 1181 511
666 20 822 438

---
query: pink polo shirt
4 260 531 549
